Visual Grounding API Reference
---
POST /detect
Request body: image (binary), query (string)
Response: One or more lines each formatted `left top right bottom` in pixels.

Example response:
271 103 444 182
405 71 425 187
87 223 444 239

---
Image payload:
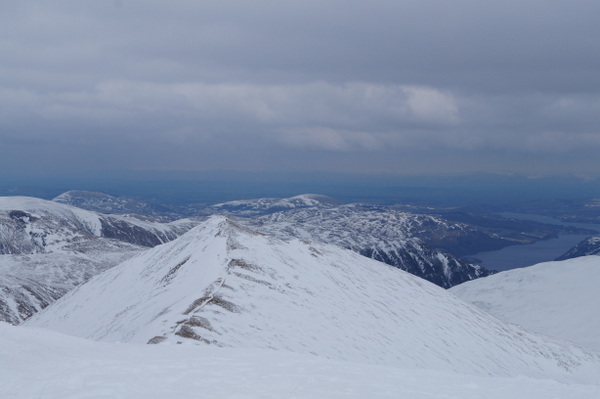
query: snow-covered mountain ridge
451 256 600 352
244 204 494 287
27 216 600 382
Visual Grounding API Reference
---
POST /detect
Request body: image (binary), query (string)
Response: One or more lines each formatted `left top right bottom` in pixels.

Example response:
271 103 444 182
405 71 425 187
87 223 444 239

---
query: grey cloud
1 1 600 176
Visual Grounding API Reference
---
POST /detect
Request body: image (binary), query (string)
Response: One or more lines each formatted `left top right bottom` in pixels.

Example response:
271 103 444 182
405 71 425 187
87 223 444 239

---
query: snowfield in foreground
1 322 599 399
451 256 600 352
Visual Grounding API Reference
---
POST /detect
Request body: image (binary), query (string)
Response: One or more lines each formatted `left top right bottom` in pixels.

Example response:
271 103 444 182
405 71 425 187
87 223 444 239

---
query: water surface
471 213 600 271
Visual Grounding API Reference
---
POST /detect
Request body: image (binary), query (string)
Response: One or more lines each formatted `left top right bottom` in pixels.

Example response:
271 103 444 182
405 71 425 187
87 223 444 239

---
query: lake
471 213 600 272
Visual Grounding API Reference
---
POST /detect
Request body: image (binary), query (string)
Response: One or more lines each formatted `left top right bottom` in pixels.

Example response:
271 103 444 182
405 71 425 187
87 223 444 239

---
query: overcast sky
2 1 600 177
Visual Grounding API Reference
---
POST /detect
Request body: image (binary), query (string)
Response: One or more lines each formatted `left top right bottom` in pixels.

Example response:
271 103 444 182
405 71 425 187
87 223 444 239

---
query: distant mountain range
4 191 597 325
54 191 496 288
53 190 181 221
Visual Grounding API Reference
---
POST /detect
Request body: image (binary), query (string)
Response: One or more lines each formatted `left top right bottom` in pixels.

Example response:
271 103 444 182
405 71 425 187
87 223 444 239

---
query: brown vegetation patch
160 256 190 284
183 297 210 315
147 336 167 344
208 295 241 313
175 325 211 344
188 316 216 332
231 271 274 288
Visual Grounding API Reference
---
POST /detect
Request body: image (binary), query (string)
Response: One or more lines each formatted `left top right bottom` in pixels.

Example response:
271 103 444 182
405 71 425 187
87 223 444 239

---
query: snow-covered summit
27 216 600 382
208 194 339 216
451 255 600 352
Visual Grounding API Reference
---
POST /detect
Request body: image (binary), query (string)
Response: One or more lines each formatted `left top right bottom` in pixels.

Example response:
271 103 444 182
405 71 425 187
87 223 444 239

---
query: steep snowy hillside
244 204 493 287
451 256 600 352
556 236 600 260
0 196 200 324
207 194 340 216
0 247 138 324
27 216 600 382
2 323 599 399
53 190 177 220
0 196 197 253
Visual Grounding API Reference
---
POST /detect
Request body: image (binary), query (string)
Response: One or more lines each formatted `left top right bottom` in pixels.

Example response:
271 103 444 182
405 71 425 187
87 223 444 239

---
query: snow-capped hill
53 190 176 220
208 194 339 216
450 256 600 351
245 204 493 287
556 236 600 260
0 196 103 253
0 196 197 254
0 196 200 324
27 216 600 381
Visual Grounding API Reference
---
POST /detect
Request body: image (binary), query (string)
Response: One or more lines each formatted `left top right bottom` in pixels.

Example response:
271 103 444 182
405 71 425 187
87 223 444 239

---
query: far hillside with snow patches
53 190 178 220
243 204 494 287
451 256 600 352
27 216 600 383
0 196 200 324
208 194 340 216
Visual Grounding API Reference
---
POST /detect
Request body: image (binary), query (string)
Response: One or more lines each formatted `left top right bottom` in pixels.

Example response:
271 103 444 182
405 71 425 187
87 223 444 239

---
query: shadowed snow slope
451 256 600 352
2 322 600 399
27 216 600 383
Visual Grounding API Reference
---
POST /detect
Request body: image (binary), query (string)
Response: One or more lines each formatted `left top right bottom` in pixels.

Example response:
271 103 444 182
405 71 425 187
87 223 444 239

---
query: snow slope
451 256 600 352
27 216 600 383
2 322 599 399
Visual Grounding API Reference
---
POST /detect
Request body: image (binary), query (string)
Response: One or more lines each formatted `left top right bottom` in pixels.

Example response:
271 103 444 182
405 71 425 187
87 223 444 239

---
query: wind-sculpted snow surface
451 256 600 352
0 196 200 324
27 216 600 382
246 204 493 287
2 322 600 399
